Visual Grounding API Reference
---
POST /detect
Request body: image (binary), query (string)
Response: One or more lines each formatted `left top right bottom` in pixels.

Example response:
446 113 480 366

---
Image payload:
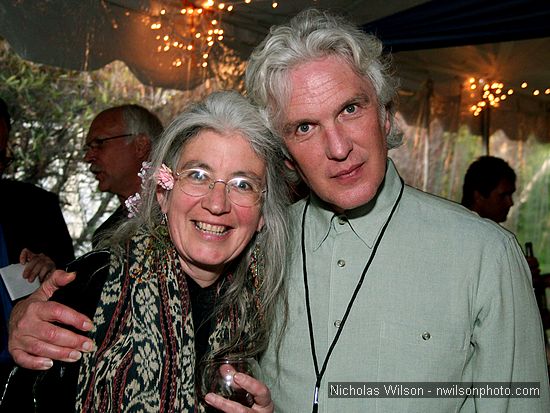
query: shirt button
421 331 431 341
337 216 347 225
337 259 346 267
334 320 341 328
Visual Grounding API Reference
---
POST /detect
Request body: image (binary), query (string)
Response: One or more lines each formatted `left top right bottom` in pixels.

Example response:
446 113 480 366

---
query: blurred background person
83 104 163 247
0 96 74 389
461 155 540 275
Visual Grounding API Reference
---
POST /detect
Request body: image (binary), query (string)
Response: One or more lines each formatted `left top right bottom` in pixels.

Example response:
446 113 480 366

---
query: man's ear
384 108 391 136
156 187 169 213
472 190 485 207
134 134 151 160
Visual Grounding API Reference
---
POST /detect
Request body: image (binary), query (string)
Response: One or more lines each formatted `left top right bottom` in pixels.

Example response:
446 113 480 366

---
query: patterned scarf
75 229 263 412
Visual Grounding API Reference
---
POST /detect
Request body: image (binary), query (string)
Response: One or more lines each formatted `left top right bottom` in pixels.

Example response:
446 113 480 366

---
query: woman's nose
201 182 231 214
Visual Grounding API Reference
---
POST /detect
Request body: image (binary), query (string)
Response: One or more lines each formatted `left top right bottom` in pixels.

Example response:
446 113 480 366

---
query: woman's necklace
301 179 404 413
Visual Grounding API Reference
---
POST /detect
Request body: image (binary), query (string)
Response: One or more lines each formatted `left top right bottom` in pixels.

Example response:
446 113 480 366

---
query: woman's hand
8 269 95 370
205 373 274 413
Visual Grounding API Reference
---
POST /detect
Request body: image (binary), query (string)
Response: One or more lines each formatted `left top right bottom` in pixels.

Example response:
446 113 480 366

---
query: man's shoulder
0 179 60 217
0 178 58 201
401 184 514 241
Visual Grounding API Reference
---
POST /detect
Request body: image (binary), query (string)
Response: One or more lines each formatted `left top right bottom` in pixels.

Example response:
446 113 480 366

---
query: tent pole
481 106 491 155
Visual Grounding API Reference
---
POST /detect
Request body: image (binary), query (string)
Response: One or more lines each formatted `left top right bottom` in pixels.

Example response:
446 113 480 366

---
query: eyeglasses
175 168 266 207
84 133 134 151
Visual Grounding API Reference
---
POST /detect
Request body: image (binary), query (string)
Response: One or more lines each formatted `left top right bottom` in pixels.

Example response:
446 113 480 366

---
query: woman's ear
156 187 170 213
256 215 265 232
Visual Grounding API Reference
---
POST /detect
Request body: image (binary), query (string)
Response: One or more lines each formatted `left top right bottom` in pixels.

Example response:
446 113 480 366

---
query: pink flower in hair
155 163 174 190
138 161 152 189
125 193 142 218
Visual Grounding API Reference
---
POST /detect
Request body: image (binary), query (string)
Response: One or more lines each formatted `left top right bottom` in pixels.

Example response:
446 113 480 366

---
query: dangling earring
156 213 169 240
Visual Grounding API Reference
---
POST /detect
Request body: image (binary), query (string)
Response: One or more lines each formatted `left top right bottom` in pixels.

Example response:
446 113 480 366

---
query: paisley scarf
75 229 263 412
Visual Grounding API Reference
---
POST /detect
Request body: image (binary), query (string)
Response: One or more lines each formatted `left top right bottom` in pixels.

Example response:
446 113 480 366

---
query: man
6 9 550 413
462 155 540 272
461 155 516 223
239 9 548 412
83 104 163 246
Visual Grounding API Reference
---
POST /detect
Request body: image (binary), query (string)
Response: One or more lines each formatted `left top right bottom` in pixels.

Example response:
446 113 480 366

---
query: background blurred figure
84 104 163 247
0 96 74 389
461 155 517 224
461 155 540 274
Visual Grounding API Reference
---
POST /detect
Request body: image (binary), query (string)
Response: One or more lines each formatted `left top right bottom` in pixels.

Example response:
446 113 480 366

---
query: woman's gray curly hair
245 7 402 154
108 90 290 359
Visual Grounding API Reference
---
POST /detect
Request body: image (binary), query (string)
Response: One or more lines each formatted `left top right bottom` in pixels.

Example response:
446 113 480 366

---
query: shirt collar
306 158 404 250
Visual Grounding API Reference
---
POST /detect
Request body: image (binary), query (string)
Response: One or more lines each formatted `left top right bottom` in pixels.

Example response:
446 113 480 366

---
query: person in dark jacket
0 96 74 389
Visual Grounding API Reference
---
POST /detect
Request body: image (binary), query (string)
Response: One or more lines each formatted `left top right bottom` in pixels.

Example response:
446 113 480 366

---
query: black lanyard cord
301 178 404 413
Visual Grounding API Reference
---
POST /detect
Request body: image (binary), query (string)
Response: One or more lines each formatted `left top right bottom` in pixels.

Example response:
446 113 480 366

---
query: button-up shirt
261 159 550 412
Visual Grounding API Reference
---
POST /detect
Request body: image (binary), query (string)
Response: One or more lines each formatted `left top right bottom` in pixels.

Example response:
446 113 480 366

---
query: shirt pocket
377 320 470 382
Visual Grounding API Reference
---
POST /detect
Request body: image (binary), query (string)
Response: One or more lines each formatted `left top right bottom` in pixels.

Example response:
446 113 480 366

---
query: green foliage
0 38 246 254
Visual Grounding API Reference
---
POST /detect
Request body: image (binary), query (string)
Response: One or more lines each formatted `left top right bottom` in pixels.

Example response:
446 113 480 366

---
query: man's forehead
282 57 376 125
86 110 125 141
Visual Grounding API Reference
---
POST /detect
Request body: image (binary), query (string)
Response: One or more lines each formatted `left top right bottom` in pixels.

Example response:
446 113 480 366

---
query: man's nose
324 123 353 160
83 147 94 162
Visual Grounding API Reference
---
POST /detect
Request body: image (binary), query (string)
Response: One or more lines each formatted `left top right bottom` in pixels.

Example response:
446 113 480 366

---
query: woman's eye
232 178 254 192
187 170 209 182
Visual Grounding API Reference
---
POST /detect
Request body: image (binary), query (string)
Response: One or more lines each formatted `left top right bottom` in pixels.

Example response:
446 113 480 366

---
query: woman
2 91 289 412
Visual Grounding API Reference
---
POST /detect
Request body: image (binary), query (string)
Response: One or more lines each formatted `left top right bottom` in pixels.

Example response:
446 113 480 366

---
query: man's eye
344 104 357 114
297 124 311 134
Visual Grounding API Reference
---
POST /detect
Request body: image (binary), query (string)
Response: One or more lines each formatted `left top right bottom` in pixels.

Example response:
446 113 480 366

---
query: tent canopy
2 0 548 95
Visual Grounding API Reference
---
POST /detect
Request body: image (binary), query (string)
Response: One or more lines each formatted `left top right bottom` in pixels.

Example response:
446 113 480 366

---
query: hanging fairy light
467 78 508 117
147 0 281 70
467 77 550 117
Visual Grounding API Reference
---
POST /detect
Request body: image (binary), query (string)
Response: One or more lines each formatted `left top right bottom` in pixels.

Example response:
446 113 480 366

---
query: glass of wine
199 355 260 408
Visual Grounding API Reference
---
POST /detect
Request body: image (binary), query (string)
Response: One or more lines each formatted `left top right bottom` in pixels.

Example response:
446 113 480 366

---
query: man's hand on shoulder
8 269 96 370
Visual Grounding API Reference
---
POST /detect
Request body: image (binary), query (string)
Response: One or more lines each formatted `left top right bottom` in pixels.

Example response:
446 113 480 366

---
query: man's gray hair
245 8 402 150
120 104 164 144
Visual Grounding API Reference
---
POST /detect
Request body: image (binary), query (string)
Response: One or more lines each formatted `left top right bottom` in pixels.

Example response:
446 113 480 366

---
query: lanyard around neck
301 178 404 413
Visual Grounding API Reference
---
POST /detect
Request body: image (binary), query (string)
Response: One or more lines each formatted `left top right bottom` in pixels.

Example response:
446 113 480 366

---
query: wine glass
199 355 260 407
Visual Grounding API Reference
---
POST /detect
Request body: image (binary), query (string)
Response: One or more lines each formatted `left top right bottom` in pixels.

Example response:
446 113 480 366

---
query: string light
466 77 549 117
146 1 281 70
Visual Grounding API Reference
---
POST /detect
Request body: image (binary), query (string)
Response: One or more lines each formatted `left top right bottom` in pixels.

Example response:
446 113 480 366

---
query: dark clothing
0 179 74 267
91 204 127 248
0 204 126 412
0 250 110 413
0 179 74 391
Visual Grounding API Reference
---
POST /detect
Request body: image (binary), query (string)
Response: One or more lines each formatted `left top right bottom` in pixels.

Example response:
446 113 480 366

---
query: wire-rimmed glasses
84 133 134 151
175 168 266 207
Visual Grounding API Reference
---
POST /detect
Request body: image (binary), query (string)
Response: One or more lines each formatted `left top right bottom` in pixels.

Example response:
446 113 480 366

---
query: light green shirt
261 159 550 412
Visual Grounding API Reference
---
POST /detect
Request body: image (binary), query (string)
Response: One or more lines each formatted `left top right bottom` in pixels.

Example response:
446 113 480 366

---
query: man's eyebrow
340 94 371 109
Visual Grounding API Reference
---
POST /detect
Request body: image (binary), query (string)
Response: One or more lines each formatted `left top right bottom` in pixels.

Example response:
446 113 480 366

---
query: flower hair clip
124 162 174 218
125 193 141 218
155 164 174 190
